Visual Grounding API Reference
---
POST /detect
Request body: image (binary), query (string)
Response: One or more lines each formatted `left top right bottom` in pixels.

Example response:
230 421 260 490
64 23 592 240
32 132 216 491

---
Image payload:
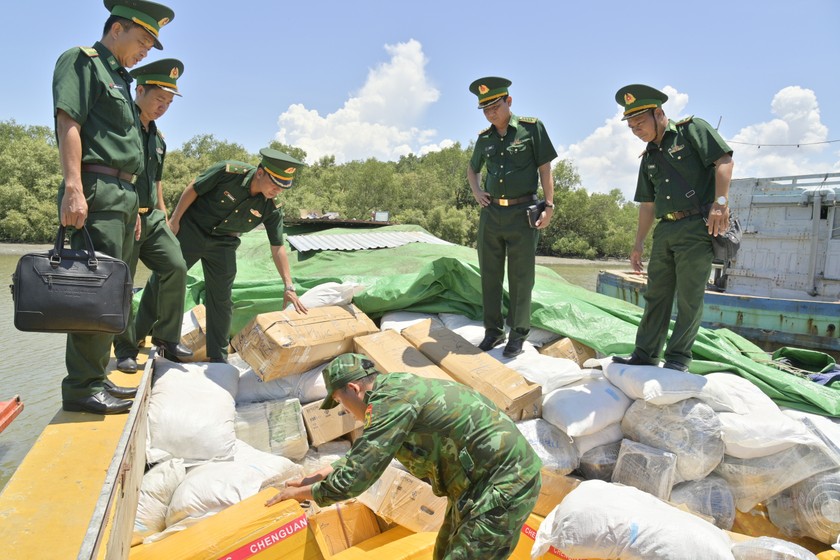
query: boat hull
596 270 840 353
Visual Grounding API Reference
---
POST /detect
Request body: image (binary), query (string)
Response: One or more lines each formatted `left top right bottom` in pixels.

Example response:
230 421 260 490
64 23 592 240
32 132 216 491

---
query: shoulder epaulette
518 116 538 124
79 46 98 58
156 129 165 140
676 115 694 126
478 125 492 135
224 163 250 175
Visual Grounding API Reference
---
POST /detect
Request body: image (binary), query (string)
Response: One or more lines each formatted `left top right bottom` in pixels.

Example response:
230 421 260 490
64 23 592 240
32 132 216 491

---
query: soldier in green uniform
113 58 192 373
266 353 542 560
612 84 734 371
138 148 308 362
54 0 174 414
466 77 557 358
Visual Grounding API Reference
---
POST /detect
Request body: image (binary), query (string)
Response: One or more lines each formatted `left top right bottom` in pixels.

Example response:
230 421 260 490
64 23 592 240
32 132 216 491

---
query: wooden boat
0 395 23 433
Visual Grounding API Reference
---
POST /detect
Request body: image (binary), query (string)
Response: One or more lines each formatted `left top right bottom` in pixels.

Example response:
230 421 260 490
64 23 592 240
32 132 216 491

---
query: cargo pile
128 284 840 559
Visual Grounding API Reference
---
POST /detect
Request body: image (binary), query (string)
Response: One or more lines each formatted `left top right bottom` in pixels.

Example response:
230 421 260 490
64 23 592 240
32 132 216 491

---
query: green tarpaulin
170 224 840 418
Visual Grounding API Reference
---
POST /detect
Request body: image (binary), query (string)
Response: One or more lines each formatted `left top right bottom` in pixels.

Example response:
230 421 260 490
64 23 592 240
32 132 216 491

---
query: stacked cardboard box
401 319 542 420
538 337 596 367
179 305 208 362
301 399 364 447
358 465 447 533
353 330 453 381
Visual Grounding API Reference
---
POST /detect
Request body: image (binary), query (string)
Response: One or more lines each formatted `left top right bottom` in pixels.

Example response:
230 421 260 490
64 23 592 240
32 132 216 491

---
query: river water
0 249 626 490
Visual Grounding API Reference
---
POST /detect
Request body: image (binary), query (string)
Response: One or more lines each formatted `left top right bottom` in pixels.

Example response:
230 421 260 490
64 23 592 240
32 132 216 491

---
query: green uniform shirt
52 42 144 175
189 161 285 245
634 117 733 217
137 119 165 208
469 114 557 198
312 373 542 508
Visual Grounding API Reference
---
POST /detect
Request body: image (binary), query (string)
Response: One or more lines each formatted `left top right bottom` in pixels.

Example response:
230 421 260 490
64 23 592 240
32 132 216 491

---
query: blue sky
3 0 839 199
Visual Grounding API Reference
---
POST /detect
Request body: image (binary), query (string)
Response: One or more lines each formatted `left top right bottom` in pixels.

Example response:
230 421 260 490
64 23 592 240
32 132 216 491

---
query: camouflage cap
321 353 378 410
615 84 668 121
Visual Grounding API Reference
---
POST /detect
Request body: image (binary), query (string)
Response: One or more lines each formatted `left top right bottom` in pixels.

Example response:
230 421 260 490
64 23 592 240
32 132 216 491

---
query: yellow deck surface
0 349 149 559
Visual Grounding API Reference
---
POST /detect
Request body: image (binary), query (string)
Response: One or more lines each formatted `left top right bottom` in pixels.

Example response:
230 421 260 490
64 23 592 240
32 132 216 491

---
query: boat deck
0 348 153 560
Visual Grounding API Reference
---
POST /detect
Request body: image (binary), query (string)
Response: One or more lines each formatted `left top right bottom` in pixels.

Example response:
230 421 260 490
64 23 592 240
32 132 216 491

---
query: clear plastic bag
612 439 677 500
578 441 621 481
669 475 736 529
516 418 579 475
731 536 818 560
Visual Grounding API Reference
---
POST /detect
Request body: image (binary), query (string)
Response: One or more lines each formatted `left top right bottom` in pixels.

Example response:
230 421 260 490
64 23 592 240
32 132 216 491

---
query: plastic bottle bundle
621 398 725 483
730 536 818 560
515 418 579 475
788 469 840 544
669 475 736 529
612 439 677 500
578 441 621 481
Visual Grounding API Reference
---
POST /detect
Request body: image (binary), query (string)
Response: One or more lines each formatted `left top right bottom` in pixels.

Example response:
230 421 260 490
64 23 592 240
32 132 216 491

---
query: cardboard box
180 305 208 362
302 399 364 447
401 320 542 420
232 305 378 381
331 526 437 559
357 465 447 533
129 490 322 560
353 330 453 381
538 337 596 367
307 500 381 558
533 470 581 517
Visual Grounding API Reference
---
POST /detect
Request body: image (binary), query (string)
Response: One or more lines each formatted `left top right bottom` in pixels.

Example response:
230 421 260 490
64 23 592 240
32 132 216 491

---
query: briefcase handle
50 225 100 270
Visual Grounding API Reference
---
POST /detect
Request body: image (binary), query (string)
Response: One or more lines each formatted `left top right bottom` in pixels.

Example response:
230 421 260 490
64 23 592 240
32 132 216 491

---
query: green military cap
469 76 512 109
130 58 183 96
104 0 175 50
615 84 668 120
259 148 305 188
320 353 379 410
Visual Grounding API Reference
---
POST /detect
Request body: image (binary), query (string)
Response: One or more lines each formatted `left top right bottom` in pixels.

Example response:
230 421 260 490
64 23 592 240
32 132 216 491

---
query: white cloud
275 39 454 163
561 85 838 200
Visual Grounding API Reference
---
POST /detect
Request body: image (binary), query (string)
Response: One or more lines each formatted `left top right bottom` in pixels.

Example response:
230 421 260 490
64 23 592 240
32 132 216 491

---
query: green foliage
0 120 645 259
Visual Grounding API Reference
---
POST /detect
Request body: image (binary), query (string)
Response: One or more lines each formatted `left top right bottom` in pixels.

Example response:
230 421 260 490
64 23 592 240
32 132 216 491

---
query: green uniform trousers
139 212 239 360
477 203 539 342
434 472 540 560
634 215 713 368
115 209 187 358
58 174 138 401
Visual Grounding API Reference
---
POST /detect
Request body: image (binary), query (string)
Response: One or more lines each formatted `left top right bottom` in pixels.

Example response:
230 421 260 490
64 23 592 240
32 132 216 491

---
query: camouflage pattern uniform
312 372 542 560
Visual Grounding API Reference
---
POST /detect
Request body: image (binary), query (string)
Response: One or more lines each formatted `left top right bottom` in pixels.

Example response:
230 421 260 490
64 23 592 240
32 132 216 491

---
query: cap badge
169 67 179 79
285 167 296 175
478 84 489 95
158 17 170 26
624 92 636 105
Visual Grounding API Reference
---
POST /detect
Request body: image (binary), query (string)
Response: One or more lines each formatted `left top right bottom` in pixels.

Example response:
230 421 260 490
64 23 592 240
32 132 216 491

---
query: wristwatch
716 196 728 206
284 285 296 292
545 202 555 208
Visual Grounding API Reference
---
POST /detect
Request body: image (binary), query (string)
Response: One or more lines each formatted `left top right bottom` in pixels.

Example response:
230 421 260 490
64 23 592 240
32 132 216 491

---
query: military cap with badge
320 353 379 409
259 148 305 188
469 76 512 109
130 58 184 96
104 0 175 50
615 84 668 120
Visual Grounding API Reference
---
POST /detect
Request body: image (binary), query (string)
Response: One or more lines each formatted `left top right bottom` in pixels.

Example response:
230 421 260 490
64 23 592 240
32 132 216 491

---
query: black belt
81 164 137 184
660 205 710 222
138 207 151 215
490 194 537 207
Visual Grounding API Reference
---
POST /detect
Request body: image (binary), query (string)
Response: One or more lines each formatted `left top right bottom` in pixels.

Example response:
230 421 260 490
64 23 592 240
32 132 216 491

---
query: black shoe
478 334 506 352
663 360 689 372
612 353 658 366
63 391 132 414
104 378 137 399
152 338 194 360
502 338 525 358
116 356 138 373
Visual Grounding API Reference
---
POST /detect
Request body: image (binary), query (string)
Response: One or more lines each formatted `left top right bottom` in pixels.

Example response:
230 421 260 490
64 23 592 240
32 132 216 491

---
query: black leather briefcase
11 226 132 334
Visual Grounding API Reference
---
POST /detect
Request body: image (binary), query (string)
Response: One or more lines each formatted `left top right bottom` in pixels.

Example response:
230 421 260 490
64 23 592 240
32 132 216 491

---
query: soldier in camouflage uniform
266 353 542 560
137 148 308 362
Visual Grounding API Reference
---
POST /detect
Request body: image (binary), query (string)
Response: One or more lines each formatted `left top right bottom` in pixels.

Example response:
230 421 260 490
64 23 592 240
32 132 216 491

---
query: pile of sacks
132 284 840 558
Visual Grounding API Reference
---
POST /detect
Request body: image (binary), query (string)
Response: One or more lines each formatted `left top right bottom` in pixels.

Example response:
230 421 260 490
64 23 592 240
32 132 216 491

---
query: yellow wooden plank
0 349 149 559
